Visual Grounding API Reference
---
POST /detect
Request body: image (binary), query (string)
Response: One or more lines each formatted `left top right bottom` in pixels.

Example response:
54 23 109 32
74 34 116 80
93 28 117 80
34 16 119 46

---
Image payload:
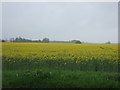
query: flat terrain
2 43 120 88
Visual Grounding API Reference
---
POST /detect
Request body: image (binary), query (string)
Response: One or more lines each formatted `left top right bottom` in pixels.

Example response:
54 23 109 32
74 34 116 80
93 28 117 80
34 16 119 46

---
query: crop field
2 43 120 88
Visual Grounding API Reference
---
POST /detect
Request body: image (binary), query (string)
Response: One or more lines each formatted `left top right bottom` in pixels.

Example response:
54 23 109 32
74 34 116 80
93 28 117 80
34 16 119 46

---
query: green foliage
3 69 120 88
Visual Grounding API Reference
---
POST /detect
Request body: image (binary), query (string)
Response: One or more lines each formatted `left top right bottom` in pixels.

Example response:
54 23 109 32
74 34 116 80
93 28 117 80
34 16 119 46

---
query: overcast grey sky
2 2 118 43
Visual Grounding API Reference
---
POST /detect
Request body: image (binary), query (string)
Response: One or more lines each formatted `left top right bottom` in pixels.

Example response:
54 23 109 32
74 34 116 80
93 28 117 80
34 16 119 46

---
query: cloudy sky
2 2 118 43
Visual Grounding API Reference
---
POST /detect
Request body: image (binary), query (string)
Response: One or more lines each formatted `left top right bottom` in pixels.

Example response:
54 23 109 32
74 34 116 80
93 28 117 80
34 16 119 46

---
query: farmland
2 43 120 88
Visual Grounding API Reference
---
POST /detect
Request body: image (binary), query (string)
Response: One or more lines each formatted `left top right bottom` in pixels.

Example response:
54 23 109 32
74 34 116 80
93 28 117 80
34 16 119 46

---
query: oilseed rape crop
2 43 119 72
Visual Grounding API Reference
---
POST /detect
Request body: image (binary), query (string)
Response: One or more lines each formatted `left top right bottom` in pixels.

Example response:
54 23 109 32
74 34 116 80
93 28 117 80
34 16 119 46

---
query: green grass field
2 43 120 88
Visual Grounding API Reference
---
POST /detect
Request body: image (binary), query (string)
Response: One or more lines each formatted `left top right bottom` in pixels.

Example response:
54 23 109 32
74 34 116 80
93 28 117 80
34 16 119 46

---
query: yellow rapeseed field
2 43 119 72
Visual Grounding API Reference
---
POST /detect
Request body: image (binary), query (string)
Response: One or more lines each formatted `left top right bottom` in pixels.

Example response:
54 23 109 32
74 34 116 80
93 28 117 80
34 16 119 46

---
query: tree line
0 37 82 44
0 37 111 44
1 37 49 43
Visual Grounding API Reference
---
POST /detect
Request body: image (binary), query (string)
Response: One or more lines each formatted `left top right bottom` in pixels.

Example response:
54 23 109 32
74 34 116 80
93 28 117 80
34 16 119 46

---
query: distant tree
42 38 49 43
38 39 41 42
71 40 76 43
75 40 81 44
106 41 111 44
14 37 20 42
2 40 6 42
13 37 32 42
71 40 82 44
